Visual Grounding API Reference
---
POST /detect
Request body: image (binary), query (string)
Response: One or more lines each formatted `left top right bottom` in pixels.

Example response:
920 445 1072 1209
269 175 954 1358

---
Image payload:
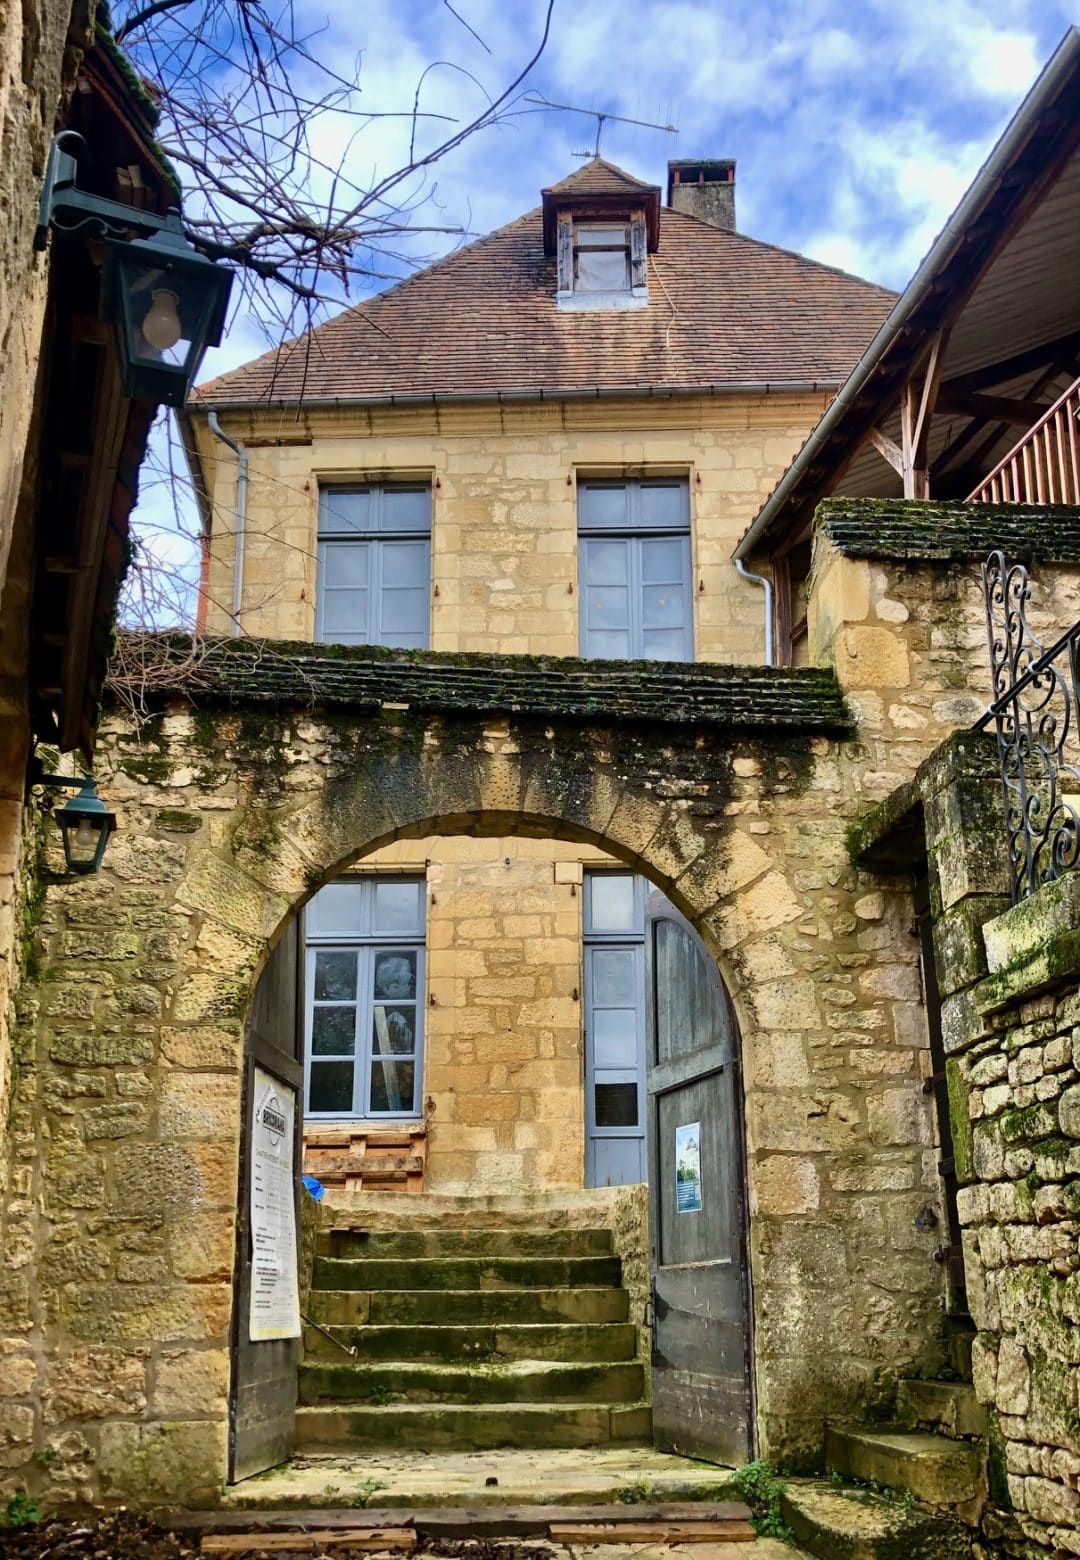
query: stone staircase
299 1223 651 1453
781 1330 987 1560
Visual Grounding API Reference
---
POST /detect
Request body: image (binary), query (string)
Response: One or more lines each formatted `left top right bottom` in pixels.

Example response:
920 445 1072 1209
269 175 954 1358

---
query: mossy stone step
780 1482 972 1560
302 1321 639 1363
319 1229 614 1260
311 1255 622 1292
895 1380 987 1439
825 1428 985 1510
298 1358 645 1406
309 1287 631 1327
295 1400 652 1452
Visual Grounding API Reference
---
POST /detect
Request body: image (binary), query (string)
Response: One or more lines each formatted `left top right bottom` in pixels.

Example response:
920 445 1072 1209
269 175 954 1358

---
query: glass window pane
593 1008 637 1069
322 540 370 587
310 1060 354 1111
639 483 688 528
583 538 629 585
322 589 369 637
320 490 372 534
311 1005 356 1055
587 586 630 630
579 486 629 530
381 487 430 533
314 950 357 1001
381 590 428 641
641 538 685 583
643 628 688 661
590 873 635 932
577 248 629 291
576 225 629 248
310 882 364 936
372 1003 416 1057
642 586 683 628
595 1081 638 1127
585 629 631 660
370 1060 415 1114
373 950 417 1001
592 947 636 1006
373 881 422 933
380 541 428 587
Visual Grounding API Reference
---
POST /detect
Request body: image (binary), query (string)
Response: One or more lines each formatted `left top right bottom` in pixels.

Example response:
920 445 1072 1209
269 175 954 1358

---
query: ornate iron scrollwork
981 550 1080 902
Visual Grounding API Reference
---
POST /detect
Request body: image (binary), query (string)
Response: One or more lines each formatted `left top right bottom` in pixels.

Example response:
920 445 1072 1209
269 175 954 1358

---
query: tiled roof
112 635 853 732
542 158 657 197
818 497 1080 564
196 168 896 407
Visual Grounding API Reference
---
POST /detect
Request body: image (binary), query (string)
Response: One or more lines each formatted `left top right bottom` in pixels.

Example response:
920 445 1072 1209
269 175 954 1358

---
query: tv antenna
523 93 678 159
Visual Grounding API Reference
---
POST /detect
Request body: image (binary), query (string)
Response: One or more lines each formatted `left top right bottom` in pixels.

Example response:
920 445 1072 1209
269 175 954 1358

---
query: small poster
249 1066 301 1341
675 1121 703 1213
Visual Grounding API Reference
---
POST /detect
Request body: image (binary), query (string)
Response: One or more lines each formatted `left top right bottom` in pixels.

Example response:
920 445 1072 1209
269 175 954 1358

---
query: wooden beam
936 386 1053 426
201 1534 415 1554
868 426 904 476
549 1523 757 1545
911 328 949 473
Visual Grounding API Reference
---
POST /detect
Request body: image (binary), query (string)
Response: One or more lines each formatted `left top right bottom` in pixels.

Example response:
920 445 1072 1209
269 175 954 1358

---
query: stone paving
223 1447 740 1510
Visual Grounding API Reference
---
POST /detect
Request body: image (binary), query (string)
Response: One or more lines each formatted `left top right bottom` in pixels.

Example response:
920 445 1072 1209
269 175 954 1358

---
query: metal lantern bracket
34 131 234 407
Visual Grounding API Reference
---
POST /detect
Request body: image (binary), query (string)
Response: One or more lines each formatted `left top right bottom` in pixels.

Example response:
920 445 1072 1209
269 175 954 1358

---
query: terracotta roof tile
197 178 896 407
542 156 658 197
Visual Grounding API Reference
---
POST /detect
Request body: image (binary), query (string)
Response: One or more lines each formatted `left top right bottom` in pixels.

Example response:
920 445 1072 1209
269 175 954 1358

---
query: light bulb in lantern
74 816 97 851
142 289 182 351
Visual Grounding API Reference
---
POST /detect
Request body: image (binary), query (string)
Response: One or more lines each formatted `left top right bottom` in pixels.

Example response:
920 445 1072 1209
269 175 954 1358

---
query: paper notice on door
249 1066 301 1341
675 1121 703 1213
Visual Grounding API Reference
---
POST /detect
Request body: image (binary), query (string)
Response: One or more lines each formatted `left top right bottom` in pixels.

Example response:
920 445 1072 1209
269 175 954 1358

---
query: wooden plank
549 1521 757 1544
201 1532 415 1553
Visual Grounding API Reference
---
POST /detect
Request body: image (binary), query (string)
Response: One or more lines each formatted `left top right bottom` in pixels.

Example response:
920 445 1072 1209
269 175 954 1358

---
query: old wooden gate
229 921 305 1482
646 889 753 1464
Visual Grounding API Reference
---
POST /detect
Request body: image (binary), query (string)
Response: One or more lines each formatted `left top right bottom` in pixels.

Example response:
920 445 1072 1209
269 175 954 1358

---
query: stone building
5 20 1080 1552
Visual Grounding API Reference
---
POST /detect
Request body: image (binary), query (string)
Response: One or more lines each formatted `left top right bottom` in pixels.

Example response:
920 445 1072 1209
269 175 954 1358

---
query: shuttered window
316 484 430 649
578 478 692 661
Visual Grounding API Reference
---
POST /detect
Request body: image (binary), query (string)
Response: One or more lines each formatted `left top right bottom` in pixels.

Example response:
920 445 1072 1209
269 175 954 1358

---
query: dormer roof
541 157 661 252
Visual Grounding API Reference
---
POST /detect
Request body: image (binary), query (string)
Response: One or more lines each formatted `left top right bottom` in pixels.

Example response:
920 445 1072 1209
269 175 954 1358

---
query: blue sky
128 0 1080 622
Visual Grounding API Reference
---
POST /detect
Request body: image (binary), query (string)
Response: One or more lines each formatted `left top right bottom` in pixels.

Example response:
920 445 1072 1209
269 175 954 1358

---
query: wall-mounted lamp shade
56 778 117 874
104 213 232 407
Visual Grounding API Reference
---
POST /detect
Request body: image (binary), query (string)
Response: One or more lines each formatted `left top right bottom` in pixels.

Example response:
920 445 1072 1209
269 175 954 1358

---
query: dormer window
542 159 659 314
574 224 631 292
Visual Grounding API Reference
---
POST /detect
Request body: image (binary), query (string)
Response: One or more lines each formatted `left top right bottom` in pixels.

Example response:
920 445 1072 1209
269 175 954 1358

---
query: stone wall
189 392 832 663
0 0 91 1182
0 660 948 1504
345 833 617 1192
854 725 1080 1557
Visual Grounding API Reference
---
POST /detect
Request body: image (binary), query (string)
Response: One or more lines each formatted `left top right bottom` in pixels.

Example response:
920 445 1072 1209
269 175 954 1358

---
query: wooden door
229 919 305 1483
646 890 753 1464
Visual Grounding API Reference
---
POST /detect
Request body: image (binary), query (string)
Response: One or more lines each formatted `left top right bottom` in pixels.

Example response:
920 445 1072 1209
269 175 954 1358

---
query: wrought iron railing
966 374 1080 505
976 550 1080 901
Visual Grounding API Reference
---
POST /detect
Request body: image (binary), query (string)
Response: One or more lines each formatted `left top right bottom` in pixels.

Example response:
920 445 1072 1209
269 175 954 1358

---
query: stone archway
3 650 944 1504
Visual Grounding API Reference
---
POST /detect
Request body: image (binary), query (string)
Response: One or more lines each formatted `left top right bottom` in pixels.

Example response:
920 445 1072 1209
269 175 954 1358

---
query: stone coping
106 634 852 733
816 496 1080 564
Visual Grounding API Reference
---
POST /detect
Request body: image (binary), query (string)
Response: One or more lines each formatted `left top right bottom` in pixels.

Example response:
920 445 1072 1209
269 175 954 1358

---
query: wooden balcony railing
967 373 1080 505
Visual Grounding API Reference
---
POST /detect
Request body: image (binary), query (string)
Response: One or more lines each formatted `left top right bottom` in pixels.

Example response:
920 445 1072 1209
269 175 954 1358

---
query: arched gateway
3 638 945 1505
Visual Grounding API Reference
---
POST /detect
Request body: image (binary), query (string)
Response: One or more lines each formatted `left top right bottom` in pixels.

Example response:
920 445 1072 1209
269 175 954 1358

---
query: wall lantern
32 769 117 875
34 132 234 408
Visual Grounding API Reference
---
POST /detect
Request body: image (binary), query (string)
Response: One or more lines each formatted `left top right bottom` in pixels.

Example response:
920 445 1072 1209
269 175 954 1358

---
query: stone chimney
666 160 736 231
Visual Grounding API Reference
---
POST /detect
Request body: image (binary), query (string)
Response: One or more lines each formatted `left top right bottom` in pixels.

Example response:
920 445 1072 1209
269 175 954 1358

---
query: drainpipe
207 410 248 637
735 558 774 667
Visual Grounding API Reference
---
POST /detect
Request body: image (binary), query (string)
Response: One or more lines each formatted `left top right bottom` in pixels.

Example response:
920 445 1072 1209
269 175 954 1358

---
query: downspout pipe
207 410 248 637
735 558 774 667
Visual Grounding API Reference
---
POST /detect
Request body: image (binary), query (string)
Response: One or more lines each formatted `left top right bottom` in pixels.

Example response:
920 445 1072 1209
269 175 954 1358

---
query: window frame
572 223 632 294
577 476 694 662
303 875 426 1122
582 869 647 1153
315 482 432 650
